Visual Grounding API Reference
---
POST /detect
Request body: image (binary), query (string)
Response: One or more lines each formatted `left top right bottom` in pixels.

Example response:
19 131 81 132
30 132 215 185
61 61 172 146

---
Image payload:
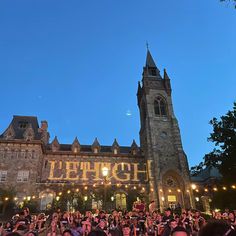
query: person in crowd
82 217 92 236
145 217 157 236
228 212 236 226
170 226 189 236
162 208 173 223
46 219 61 236
198 219 236 236
148 201 156 214
192 210 205 233
122 224 131 236
161 219 177 236
23 207 32 224
3 199 236 236
62 229 74 236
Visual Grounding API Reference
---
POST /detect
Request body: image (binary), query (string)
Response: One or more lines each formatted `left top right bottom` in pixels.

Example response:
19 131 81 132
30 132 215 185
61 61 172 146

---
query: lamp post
102 166 109 210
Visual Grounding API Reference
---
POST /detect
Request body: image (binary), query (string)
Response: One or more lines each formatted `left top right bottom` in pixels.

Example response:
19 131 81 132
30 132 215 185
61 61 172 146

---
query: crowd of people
0 201 236 236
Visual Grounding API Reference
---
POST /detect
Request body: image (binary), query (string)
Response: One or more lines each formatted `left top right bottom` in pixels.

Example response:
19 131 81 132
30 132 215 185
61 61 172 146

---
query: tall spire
144 48 160 77
146 49 157 68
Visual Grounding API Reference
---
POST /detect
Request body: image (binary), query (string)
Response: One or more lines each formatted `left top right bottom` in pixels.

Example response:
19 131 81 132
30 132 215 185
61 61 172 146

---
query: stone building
0 50 194 211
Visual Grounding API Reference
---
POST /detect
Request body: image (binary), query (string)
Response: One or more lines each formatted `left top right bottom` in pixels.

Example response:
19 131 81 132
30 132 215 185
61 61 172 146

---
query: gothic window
115 193 127 210
39 191 55 210
154 97 167 116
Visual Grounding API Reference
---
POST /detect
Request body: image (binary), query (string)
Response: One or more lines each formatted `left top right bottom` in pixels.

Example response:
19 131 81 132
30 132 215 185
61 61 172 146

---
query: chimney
41 120 48 131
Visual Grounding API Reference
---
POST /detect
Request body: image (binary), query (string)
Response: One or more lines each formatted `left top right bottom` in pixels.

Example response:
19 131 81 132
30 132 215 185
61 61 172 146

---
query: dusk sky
0 0 235 167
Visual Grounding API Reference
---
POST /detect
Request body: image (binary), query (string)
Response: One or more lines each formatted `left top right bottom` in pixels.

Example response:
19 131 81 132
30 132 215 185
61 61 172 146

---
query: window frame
17 170 29 182
0 170 7 182
154 96 168 117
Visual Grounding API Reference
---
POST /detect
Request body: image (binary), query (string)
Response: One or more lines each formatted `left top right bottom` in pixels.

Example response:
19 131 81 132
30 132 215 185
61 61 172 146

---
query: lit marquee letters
47 160 152 183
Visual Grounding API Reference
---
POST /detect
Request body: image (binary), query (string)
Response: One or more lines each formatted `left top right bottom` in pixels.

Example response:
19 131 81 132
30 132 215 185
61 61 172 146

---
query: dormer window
19 121 28 129
132 149 136 155
114 149 118 155
94 148 98 154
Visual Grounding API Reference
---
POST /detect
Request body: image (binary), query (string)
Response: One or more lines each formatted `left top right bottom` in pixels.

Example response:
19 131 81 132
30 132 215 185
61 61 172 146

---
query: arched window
115 192 127 210
154 97 167 116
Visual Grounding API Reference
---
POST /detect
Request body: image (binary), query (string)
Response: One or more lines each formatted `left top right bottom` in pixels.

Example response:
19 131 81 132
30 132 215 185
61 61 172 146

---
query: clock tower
137 50 194 210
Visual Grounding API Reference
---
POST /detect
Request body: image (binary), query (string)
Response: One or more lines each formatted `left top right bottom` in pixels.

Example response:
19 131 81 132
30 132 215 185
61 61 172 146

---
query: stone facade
0 50 193 211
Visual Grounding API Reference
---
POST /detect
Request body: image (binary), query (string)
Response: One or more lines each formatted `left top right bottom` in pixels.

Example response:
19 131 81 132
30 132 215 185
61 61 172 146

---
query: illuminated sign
47 160 153 183
167 195 177 202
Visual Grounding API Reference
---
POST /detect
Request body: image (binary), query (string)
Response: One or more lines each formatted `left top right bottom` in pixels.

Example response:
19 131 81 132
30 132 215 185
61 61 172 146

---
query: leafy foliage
192 102 236 209
191 103 236 181
206 103 236 182
220 0 236 8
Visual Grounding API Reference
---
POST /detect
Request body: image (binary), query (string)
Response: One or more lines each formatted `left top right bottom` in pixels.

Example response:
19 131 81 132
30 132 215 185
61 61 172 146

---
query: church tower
137 50 194 210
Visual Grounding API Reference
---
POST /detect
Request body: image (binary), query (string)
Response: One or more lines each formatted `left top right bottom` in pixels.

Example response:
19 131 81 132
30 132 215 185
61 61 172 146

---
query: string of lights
1 183 236 202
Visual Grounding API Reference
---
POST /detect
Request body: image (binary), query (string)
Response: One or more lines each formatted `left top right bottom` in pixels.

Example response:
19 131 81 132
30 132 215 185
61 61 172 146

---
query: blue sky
0 0 235 167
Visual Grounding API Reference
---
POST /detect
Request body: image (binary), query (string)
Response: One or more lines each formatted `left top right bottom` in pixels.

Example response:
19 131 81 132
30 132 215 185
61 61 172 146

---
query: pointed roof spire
164 68 170 80
92 137 101 153
112 138 119 148
130 139 139 155
51 136 60 152
72 137 80 153
146 49 157 68
112 138 120 154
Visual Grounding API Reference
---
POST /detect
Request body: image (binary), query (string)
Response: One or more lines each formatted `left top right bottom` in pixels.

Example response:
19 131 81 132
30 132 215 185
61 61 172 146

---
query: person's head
199 220 236 236
138 211 144 216
51 219 59 228
26 232 37 236
6 222 11 227
62 229 73 236
215 211 222 219
165 208 172 216
169 219 177 229
29 222 35 230
228 212 235 221
23 208 29 215
147 217 153 225
122 224 131 236
194 210 201 218
171 226 189 236
99 220 106 229
112 210 118 217
152 211 157 218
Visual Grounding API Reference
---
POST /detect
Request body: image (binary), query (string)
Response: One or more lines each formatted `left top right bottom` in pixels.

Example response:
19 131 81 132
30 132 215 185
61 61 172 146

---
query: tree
204 102 236 182
220 0 236 9
191 102 236 209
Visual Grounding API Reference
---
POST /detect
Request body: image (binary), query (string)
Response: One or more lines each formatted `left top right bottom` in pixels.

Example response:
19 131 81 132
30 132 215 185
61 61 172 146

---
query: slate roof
46 144 138 155
0 115 142 156
191 166 221 183
0 115 42 140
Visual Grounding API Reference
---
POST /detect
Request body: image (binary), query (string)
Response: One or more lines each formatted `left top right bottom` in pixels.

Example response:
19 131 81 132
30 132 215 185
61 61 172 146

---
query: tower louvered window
154 97 167 116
